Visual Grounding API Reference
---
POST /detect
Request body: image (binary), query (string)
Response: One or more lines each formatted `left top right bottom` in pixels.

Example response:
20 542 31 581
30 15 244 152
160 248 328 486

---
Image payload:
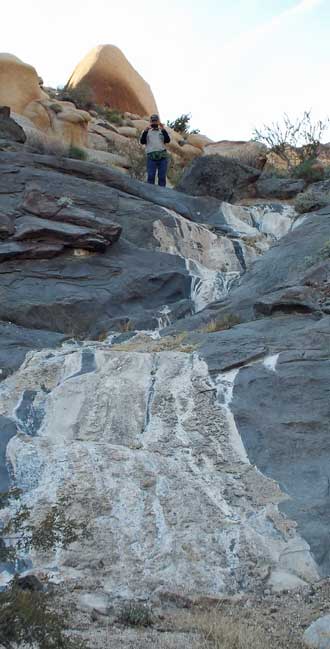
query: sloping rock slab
0 241 65 262
0 321 65 379
0 240 191 336
256 176 305 199
13 215 109 252
304 615 330 648
21 188 121 242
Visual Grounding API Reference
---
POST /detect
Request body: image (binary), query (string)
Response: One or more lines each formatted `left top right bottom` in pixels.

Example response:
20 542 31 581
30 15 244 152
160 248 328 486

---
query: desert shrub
0 488 91 648
103 108 124 125
57 85 94 111
117 602 154 627
125 140 146 181
68 145 87 161
292 158 324 183
0 582 87 649
294 190 329 214
167 113 200 136
320 239 330 259
253 111 329 172
196 612 265 649
49 103 63 114
201 314 241 333
167 157 185 187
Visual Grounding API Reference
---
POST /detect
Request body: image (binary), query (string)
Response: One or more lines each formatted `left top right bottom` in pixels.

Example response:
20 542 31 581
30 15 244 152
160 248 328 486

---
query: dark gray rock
13 214 110 252
167 205 330 333
190 314 330 576
295 179 330 214
16 152 229 228
0 321 65 379
21 188 121 241
0 107 26 144
0 212 15 239
256 175 305 199
0 241 65 262
253 285 321 317
0 239 192 336
177 154 261 202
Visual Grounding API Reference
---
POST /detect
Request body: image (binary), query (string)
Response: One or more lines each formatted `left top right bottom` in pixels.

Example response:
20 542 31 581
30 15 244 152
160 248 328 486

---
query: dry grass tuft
111 332 198 354
201 314 241 334
194 611 265 649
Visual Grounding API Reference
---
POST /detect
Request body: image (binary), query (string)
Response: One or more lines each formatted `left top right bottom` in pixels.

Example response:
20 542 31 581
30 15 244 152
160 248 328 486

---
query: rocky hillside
0 52 329 649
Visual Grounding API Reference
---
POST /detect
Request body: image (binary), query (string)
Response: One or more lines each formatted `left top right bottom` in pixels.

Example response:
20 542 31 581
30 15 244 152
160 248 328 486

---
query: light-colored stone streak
0 345 319 601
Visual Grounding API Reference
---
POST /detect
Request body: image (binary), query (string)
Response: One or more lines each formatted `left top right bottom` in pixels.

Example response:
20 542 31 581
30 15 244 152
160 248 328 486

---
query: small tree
253 111 329 171
167 113 200 136
0 488 91 649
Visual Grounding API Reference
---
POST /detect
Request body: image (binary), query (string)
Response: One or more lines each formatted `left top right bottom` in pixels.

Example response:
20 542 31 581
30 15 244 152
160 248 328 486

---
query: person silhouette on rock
140 114 171 187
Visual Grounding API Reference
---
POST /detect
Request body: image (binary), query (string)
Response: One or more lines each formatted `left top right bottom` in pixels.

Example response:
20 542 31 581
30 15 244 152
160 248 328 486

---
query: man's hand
159 122 165 129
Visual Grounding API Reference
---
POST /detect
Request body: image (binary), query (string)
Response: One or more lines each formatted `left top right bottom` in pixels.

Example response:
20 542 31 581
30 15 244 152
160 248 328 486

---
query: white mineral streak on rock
157 305 172 330
221 202 295 240
0 345 319 599
185 258 239 312
155 209 241 311
214 369 248 463
263 353 280 373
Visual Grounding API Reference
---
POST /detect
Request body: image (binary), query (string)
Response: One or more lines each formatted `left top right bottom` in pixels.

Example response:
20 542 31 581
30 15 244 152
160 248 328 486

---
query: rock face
177 154 261 202
303 615 330 648
1 344 318 598
0 53 91 148
295 179 330 214
256 175 305 199
67 45 158 117
0 106 26 144
0 54 45 114
0 145 330 612
204 140 267 169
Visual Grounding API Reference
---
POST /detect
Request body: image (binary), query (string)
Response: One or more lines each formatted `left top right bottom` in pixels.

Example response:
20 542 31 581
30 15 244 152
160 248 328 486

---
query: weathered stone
0 211 14 238
21 188 122 241
13 215 109 252
256 175 305 199
0 241 65 262
177 155 261 202
0 107 26 143
295 179 330 214
67 45 158 116
303 615 330 648
2 346 318 598
204 140 267 169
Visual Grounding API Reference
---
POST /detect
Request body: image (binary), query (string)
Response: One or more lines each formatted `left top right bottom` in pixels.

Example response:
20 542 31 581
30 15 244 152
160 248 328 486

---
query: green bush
57 85 94 111
68 146 87 161
103 108 124 125
167 113 200 136
117 602 154 627
293 158 324 183
0 489 91 648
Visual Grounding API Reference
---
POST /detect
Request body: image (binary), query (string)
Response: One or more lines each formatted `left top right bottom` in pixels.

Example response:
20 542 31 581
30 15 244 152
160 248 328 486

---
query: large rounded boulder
0 53 45 113
177 154 261 202
66 44 158 116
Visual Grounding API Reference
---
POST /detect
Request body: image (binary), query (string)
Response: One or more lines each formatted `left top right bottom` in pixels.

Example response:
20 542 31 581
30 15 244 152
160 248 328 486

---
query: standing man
140 114 171 187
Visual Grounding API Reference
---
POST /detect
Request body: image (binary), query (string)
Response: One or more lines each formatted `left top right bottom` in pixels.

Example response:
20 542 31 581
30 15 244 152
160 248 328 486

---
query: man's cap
150 114 159 122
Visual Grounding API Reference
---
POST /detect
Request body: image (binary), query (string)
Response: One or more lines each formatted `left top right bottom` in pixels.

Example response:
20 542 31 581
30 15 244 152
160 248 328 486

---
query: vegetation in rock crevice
0 489 91 649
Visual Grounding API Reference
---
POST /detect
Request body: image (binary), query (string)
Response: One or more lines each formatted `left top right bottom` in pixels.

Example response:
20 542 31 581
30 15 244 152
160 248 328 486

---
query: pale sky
2 0 329 141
